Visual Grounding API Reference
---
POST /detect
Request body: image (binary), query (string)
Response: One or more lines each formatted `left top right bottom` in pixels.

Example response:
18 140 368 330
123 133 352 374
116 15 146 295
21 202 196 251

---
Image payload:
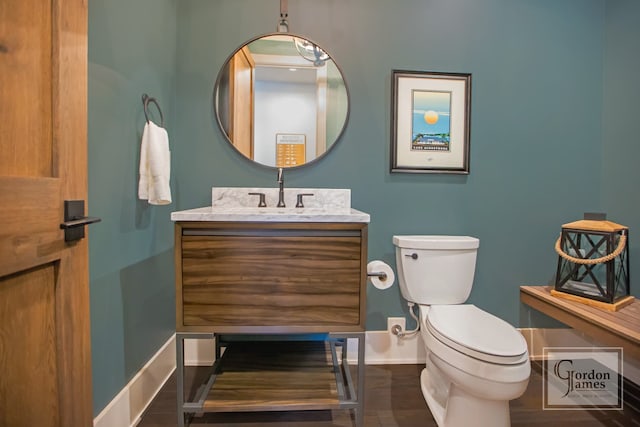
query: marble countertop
170 206 370 223
212 187 351 211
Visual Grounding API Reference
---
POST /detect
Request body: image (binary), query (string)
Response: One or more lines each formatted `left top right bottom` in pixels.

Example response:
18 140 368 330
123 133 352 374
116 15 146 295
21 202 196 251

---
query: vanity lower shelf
205 341 343 411
176 334 364 426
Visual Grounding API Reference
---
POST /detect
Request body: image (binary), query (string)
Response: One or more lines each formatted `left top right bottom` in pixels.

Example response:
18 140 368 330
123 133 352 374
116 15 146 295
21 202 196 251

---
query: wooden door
0 1 93 426
230 46 254 159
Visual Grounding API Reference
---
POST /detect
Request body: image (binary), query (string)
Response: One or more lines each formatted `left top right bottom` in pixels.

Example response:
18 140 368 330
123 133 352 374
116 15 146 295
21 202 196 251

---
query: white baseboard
184 336 216 366
183 328 640 376
93 335 176 427
95 327 640 427
519 327 640 384
351 330 426 364
519 327 594 360
183 330 427 366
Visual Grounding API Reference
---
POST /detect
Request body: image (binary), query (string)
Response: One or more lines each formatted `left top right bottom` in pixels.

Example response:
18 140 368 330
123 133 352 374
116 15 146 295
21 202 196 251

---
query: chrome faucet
277 167 286 207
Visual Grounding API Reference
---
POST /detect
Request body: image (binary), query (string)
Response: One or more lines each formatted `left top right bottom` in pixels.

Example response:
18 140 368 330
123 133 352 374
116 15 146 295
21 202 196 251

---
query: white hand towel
138 120 172 205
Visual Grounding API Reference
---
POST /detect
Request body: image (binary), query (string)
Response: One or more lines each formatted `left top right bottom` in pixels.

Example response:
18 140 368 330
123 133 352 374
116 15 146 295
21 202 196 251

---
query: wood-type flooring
138 361 640 427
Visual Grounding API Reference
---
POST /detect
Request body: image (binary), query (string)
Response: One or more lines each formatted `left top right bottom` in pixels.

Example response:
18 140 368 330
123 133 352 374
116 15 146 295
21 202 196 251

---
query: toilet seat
425 304 528 365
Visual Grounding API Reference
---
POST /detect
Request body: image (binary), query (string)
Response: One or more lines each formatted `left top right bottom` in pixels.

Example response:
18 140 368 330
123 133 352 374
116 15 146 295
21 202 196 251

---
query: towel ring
142 93 164 127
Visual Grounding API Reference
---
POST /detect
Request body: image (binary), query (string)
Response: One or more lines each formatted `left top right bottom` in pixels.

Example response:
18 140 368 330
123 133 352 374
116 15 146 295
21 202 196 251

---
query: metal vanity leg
215 334 224 360
356 333 365 427
176 333 186 427
335 332 366 427
344 333 365 427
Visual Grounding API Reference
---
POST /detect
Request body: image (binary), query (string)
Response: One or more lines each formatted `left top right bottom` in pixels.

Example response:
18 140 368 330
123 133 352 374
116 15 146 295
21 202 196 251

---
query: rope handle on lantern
554 234 627 265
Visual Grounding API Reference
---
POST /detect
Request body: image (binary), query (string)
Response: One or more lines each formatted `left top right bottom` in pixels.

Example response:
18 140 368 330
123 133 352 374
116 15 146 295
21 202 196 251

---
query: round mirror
214 33 349 168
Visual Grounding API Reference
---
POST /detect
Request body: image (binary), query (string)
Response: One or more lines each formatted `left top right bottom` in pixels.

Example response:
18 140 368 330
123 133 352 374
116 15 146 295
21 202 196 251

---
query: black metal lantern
554 213 630 307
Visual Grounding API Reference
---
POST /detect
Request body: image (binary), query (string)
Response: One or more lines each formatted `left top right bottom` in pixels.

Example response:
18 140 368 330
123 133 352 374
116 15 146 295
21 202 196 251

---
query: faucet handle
295 193 314 208
248 192 267 207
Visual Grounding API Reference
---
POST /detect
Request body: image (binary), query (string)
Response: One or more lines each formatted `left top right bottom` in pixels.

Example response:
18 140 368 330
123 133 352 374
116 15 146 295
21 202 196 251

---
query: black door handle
60 200 101 242
60 216 102 229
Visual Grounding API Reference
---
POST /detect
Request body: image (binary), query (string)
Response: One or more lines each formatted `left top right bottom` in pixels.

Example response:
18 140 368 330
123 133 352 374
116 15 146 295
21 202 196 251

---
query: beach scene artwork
411 90 451 152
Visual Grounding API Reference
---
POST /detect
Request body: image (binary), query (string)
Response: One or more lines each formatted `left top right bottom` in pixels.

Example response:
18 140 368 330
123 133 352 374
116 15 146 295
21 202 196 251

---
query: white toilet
393 235 531 427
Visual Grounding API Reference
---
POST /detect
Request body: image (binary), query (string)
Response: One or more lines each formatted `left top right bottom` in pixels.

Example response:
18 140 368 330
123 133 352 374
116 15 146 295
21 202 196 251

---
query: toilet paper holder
367 271 388 280
366 260 395 290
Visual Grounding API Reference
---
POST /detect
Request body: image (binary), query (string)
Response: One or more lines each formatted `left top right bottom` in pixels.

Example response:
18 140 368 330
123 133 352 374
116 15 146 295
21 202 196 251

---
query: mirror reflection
214 34 349 168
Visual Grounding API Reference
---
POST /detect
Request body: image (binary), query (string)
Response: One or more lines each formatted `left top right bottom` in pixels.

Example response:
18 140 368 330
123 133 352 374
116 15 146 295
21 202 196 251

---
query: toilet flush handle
405 253 418 260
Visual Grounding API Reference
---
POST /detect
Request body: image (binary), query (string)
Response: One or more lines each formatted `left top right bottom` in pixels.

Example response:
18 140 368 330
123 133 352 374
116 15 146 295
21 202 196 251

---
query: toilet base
421 368 511 427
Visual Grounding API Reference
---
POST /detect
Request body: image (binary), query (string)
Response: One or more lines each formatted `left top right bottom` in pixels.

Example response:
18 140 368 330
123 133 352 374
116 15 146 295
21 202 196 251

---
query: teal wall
88 0 640 416
88 0 177 415
172 0 606 330
602 0 640 272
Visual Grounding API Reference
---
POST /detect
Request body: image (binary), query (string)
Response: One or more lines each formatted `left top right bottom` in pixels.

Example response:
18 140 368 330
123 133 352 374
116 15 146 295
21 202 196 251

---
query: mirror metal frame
213 32 351 170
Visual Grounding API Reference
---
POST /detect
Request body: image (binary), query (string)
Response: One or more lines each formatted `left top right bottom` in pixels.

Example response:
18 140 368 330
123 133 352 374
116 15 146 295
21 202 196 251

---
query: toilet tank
393 235 479 305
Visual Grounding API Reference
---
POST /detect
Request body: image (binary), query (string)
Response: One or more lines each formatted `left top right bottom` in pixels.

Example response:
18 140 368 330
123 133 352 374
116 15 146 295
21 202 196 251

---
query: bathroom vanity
171 189 369 426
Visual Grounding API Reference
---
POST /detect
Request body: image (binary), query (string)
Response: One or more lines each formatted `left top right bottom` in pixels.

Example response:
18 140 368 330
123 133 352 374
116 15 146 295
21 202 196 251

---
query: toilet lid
426 305 528 364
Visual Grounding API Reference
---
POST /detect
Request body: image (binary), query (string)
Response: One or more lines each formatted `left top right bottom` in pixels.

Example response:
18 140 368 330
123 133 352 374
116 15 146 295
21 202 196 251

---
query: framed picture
275 133 306 168
391 70 471 174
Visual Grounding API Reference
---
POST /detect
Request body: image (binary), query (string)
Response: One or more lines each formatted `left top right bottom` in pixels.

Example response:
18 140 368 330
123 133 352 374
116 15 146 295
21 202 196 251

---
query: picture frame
391 70 471 174
275 133 306 168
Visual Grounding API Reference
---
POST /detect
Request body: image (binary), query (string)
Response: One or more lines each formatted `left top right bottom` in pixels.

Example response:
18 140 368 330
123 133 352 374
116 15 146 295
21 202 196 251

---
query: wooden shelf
195 340 350 412
520 285 640 361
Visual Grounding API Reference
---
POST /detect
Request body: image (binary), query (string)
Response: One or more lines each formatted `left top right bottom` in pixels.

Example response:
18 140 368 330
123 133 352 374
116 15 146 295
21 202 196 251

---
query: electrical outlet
387 317 406 335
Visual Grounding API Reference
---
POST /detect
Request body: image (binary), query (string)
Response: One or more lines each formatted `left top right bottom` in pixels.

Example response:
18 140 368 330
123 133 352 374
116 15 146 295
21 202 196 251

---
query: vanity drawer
175 223 367 333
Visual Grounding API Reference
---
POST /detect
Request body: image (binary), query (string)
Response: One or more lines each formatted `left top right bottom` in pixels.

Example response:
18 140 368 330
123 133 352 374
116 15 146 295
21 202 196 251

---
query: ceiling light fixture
293 37 329 67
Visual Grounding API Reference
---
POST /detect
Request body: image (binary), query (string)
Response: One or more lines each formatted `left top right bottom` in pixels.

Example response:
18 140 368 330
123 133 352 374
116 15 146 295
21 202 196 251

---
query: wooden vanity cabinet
173 220 368 427
175 221 368 333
